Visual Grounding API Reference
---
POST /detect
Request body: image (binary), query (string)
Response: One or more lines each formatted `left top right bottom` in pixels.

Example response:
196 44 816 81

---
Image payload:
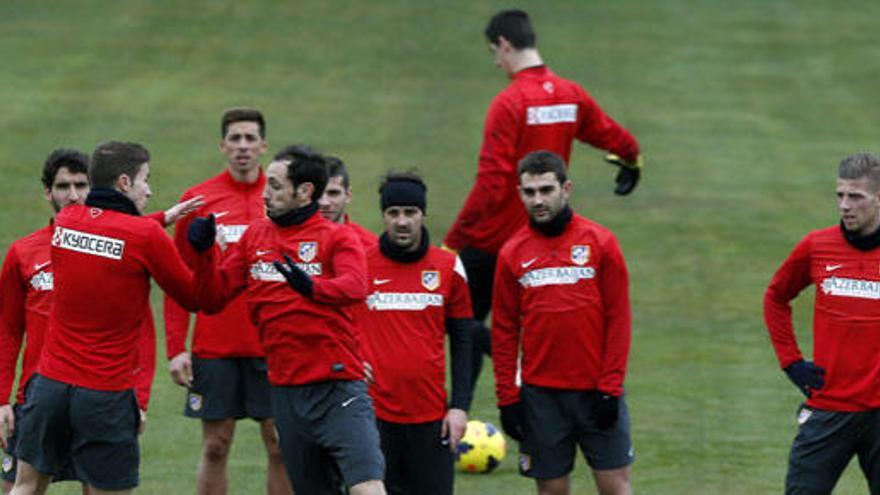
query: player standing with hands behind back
444 9 643 391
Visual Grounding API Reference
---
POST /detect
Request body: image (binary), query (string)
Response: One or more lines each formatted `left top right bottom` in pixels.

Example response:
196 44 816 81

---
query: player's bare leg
80 482 91 494
536 475 570 495
198 419 236 495
349 479 386 495
258 419 292 494
9 461 51 495
593 466 632 495
3 480 11 494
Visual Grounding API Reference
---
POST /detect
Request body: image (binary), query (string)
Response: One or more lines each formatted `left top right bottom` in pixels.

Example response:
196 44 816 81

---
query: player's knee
349 479 386 495
202 435 232 462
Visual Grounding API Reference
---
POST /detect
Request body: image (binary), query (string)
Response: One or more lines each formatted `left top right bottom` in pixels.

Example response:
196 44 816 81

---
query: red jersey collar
222 167 266 191
511 65 549 80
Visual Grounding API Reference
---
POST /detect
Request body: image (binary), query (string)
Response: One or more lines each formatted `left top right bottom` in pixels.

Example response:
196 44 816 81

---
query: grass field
1 1 878 493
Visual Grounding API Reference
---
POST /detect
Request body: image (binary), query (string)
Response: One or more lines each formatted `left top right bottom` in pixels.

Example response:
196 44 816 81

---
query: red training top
39 205 201 392
198 211 368 386
359 244 472 423
765 226 880 411
165 170 266 359
492 213 631 407
0 221 161 409
445 66 640 254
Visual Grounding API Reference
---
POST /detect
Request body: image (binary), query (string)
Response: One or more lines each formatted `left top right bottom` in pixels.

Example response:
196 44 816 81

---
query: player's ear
115 173 132 193
562 179 573 196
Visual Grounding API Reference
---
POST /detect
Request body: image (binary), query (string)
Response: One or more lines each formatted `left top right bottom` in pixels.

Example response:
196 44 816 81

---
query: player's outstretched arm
162 194 205 226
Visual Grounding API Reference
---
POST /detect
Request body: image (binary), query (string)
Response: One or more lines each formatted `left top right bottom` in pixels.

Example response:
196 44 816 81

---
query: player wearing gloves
765 152 880 494
444 9 642 393
492 151 633 495
357 172 474 495
189 147 386 495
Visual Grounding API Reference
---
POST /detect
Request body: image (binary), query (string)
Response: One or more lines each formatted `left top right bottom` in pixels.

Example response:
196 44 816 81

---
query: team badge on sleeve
421 270 440 291
571 245 590 266
188 392 204 412
298 242 317 262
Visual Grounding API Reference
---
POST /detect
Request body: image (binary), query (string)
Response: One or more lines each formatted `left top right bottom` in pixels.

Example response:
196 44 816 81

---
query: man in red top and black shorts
492 151 633 495
164 108 291 495
765 152 880 494
189 146 385 495
444 9 642 391
10 141 208 495
358 172 473 495
0 148 201 495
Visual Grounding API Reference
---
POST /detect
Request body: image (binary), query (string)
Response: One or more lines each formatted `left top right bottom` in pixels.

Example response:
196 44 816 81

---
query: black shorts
378 419 453 495
787 405 880 494
272 380 384 494
185 356 272 421
15 374 140 491
519 384 633 479
2 403 80 484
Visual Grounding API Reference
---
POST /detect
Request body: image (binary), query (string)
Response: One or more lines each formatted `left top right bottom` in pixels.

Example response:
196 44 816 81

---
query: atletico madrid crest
299 242 318 262
422 270 440 291
188 393 203 412
571 245 590 266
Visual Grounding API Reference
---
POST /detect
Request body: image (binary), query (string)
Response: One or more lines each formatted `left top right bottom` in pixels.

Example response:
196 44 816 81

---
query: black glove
187 214 216 252
499 402 525 442
605 154 642 196
593 393 620 430
784 360 826 397
273 254 314 298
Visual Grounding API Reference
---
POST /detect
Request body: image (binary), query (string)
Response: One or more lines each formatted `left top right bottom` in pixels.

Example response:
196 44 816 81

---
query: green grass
1 0 878 493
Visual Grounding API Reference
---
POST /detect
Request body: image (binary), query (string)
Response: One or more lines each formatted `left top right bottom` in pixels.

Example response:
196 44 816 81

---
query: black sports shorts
519 384 633 479
271 380 384 494
185 356 272 421
15 374 140 491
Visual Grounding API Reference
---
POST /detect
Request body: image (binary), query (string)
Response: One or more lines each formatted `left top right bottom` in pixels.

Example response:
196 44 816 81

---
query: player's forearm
764 292 804 368
446 318 474 411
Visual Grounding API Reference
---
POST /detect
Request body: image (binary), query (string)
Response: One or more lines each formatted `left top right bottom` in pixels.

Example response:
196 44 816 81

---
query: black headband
380 179 427 213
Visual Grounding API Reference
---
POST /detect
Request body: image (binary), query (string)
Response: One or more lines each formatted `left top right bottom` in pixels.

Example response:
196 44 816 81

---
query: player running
445 9 642 392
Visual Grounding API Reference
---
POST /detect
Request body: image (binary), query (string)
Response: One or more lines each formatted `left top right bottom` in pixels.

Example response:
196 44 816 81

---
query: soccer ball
455 420 506 473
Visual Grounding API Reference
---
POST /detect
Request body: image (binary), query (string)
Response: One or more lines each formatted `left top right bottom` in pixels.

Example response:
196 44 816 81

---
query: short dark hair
325 155 350 189
42 148 89 188
839 152 880 191
517 150 567 183
274 144 328 201
221 107 266 138
485 9 536 49
89 141 150 189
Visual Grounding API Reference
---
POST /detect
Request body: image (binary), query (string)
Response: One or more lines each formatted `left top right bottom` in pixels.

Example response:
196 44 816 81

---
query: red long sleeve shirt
358 245 472 423
765 226 880 411
492 213 631 407
0 222 158 409
445 66 640 254
198 211 368 386
343 214 378 250
164 170 266 359
38 205 201 392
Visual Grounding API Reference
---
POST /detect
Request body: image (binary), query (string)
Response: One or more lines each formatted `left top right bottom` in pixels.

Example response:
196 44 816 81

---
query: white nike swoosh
521 258 538 268
256 250 272 256
213 211 230 219
33 261 51 271
825 264 843 272
373 279 391 285
341 396 358 408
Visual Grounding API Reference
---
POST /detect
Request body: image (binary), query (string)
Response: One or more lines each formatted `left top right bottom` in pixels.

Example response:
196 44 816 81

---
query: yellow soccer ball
455 420 506 473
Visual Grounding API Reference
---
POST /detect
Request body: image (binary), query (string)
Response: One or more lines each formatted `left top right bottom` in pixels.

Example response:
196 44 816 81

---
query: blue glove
499 402 525 442
784 360 826 397
593 393 620 430
605 154 643 196
187 214 216 252
273 254 314 298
